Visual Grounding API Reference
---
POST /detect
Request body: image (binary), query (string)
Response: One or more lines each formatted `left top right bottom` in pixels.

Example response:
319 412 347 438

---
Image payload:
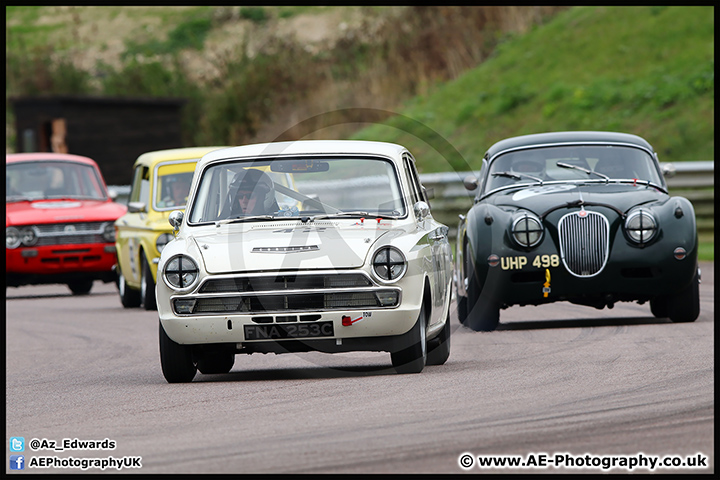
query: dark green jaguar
455 131 700 332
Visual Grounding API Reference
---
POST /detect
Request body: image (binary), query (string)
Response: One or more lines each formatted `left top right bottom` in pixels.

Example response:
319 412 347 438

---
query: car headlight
20 227 38 247
372 247 407 282
625 209 657 244
511 212 543 247
164 255 200 290
6 227 21 249
101 222 116 242
156 233 174 253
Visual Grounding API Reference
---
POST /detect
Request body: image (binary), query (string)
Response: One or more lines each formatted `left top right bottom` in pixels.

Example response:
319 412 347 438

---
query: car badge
64 225 77 233
252 245 319 253
577 209 588 218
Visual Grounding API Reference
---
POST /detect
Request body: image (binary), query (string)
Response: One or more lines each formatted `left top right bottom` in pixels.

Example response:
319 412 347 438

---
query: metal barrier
107 161 714 239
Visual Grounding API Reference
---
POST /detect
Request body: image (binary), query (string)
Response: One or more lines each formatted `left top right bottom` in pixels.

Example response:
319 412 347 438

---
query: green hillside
352 6 714 174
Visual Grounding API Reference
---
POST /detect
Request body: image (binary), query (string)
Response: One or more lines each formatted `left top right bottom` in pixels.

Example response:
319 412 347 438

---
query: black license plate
244 321 334 341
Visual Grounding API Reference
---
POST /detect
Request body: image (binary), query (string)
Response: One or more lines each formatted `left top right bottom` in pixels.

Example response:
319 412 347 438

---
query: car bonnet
190 221 395 273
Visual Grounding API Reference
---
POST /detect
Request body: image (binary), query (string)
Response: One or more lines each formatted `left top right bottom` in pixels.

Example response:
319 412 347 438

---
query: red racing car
6 153 127 294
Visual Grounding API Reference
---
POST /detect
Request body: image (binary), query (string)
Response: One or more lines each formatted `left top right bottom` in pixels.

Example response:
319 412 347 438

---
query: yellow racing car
114 147 227 309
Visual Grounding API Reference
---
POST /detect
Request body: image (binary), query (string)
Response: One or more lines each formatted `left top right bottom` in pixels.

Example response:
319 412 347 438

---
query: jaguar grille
558 210 609 277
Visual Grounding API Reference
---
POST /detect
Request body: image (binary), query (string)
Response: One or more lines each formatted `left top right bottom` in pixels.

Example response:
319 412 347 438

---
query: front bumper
6 243 118 287
158 270 424 349
476 250 698 307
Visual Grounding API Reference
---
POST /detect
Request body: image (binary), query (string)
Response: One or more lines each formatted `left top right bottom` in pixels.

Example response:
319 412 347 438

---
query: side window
403 154 427 204
129 166 150 205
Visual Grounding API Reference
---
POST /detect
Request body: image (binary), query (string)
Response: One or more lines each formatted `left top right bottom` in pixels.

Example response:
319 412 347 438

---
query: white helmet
229 168 277 216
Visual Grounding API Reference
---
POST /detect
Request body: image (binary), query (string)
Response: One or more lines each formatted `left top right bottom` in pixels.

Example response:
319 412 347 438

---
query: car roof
197 140 408 168
6 152 99 166
485 131 655 159
133 146 229 168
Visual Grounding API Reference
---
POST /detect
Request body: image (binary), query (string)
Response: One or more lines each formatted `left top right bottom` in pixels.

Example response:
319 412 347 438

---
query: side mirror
463 175 479 191
127 202 146 213
169 210 184 233
661 163 676 178
414 201 430 224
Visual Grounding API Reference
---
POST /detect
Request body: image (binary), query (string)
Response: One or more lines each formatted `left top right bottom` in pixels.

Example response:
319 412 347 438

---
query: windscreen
188 157 406 223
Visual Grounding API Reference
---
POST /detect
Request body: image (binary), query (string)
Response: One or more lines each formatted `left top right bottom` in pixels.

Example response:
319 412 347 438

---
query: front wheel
426 309 451 366
196 351 235 374
465 254 500 332
391 303 427 374
666 267 700 323
141 255 157 311
68 279 93 295
159 321 197 383
118 267 141 308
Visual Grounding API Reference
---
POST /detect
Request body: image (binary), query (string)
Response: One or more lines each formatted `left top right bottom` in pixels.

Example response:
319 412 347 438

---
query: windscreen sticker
512 184 576 201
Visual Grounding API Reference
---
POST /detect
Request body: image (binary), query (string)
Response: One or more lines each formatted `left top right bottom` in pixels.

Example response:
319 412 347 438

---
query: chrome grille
187 291 393 314
175 272 399 316
558 210 609 277
199 273 371 293
32 222 108 247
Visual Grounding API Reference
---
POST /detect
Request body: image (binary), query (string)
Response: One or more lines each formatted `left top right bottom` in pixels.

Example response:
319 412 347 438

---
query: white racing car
156 140 453 382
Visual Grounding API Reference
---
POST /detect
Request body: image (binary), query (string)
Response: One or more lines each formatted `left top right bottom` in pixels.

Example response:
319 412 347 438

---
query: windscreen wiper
215 215 276 227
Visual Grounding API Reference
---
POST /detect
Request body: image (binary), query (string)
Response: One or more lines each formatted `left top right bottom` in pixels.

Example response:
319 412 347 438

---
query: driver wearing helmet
510 155 547 179
594 156 629 178
228 168 279 217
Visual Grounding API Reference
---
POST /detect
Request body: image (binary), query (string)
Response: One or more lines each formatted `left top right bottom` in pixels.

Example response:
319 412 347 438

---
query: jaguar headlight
625 209 657 244
156 233 174 254
6 227 21 249
164 255 199 290
511 212 543 248
372 247 407 283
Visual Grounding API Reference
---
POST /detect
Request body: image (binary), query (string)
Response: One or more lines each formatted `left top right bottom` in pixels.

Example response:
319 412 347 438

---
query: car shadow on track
495 316 673 331
194 366 395 382
192 361 455 382
6 291 116 300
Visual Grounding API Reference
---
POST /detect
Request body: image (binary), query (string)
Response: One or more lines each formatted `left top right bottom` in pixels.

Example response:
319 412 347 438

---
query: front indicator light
375 290 400 307
173 298 197 314
673 247 687 260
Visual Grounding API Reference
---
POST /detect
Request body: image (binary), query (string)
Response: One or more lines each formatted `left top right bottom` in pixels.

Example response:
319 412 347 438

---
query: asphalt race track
6 262 714 474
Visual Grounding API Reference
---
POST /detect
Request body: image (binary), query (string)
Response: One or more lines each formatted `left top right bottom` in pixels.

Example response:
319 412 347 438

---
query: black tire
118 266 142 308
465 252 500 332
650 296 669 318
196 351 235 374
391 302 427 374
667 267 700 323
141 255 157 311
159 321 197 383
68 279 93 295
456 294 468 325
426 309 451 366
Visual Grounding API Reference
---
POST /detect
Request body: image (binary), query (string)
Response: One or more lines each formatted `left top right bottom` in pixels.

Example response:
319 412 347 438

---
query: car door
116 164 150 287
403 154 449 327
